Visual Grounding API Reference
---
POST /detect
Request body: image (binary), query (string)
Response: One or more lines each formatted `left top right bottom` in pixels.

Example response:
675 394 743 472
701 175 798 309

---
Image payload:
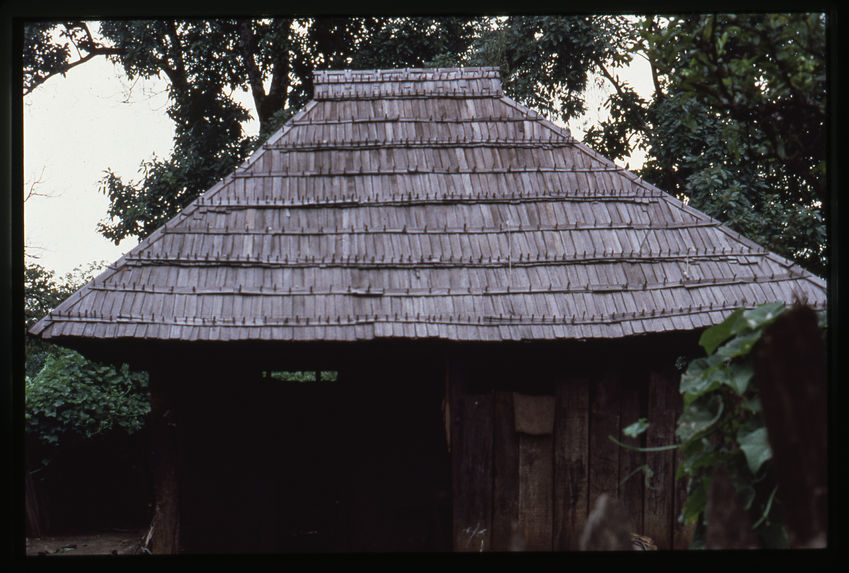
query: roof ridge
314 67 503 99
314 67 501 84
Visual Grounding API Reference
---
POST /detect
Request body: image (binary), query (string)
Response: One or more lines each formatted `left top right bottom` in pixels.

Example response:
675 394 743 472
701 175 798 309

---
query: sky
23 37 654 278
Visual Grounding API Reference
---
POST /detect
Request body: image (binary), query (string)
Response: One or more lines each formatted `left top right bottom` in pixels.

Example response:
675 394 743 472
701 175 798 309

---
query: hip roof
30 67 827 343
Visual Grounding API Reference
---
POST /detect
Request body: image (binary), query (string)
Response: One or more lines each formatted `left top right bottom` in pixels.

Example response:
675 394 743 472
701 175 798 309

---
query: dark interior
177 357 451 553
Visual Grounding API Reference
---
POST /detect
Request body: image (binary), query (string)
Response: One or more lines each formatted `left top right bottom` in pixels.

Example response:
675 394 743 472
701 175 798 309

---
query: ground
25 530 148 556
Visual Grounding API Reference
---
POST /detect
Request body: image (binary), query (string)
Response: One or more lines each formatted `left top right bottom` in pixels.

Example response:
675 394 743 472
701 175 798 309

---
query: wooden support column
148 368 181 554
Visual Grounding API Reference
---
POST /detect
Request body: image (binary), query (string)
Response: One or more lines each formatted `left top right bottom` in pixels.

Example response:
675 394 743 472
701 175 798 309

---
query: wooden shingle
30 67 827 343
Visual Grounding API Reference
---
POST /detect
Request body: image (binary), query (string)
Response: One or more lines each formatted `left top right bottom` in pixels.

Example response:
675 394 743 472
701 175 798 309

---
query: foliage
25 259 151 472
26 348 150 448
618 302 827 548
89 17 487 245
24 16 828 276
22 22 121 95
24 261 106 377
585 14 827 277
261 370 339 383
24 17 631 247
457 16 638 122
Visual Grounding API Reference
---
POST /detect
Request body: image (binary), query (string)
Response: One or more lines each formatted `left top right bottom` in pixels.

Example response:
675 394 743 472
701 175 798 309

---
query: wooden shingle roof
30 67 827 343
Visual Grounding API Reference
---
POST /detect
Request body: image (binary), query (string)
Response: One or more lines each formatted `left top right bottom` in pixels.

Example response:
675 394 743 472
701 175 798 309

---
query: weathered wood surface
588 366 621 514
579 494 632 551
554 377 589 551
518 433 554 551
450 360 493 552
30 67 827 346
643 366 679 550
618 375 645 537
491 391 519 550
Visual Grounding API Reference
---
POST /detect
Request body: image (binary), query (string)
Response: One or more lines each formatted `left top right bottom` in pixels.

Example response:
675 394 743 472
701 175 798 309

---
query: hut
29 67 827 553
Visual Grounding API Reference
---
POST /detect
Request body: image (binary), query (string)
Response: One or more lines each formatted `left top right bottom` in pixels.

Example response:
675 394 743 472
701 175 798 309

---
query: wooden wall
449 342 696 552
141 336 698 553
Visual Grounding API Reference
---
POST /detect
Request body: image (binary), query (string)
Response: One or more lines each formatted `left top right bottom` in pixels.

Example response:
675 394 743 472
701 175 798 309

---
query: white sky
23 38 654 278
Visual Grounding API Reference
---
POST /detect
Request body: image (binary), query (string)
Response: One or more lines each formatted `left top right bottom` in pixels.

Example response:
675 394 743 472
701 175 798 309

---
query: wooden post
148 368 181 554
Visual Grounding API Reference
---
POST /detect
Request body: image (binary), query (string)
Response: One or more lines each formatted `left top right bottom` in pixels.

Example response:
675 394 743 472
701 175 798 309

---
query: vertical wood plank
492 391 519 551
449 358 493 552
643 365 678 550
588 367 621 521
672 387 696 549
618 375 645 536
518 433 554 551
554 377 589 551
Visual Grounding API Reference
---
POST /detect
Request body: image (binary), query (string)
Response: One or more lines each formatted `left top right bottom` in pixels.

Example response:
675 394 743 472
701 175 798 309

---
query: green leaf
737 426 773 475
752 485 778 528
608 435 679 452
676 394 724 442
623 418 650 438
733 302 785 334
715 329 763 359
741 396 762 413
724 362 754 395
699 308 745 355
681 477 710 524
680 354 725 406
675 443 719 480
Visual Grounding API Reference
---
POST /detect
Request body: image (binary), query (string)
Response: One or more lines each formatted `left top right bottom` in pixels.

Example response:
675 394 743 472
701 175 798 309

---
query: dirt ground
25 530 148 557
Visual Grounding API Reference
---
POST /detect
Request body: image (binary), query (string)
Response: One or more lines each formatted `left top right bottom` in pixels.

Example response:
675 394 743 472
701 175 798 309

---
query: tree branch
23 45 121 95
164 21 188 93
266 18 293 118
236 19 268 123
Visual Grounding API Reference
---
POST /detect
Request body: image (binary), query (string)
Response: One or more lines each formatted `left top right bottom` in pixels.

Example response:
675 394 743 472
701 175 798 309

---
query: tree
585 14 827 277
69 18 489 243
24 259 150 447
459 15 639 123
23 16 633 246
26 348 150 448
24 261 104 377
